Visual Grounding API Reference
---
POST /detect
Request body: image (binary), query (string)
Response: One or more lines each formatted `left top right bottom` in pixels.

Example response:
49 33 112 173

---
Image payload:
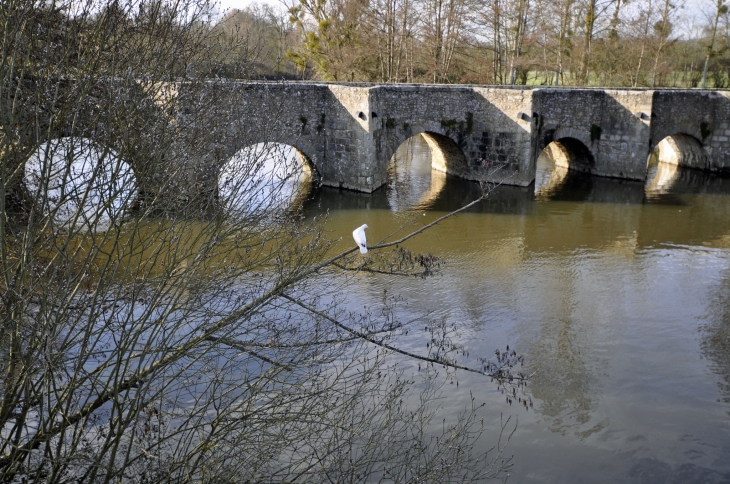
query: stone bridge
6 80 730 209
176 82 730 194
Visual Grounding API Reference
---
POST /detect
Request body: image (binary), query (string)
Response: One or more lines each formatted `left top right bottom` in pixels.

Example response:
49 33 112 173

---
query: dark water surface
300 136 730 483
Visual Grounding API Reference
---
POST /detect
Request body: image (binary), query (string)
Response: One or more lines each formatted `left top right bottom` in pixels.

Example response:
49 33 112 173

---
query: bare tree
554 0 575 84
472 0 534 84
650 0 678 86
421 0 470 82
701 0 728 87
506 0 530 84
212 5 300 79
363 0 420 82
287 0 371 81
627 0 656 86
1 1 529 482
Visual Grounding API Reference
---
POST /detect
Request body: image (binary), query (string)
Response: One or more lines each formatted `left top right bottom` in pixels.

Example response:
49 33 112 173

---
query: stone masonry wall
531 89 654 180
651 90 730 173
171 82 730 196
369 85 535 187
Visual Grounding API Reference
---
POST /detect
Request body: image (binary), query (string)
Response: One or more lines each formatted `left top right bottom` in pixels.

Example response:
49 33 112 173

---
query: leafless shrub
1 1 527 482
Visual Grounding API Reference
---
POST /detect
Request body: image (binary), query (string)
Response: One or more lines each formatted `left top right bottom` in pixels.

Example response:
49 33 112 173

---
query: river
299 135 730 483
24 134 730 482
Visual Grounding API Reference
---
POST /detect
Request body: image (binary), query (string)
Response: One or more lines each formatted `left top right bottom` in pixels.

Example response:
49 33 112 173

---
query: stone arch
217 140 316 214
216 136 319 181
537 135 595 174
385 133 450 211
22 137 138 229
649 133 707 171
385 127 469 180
275 137 319 177
421 132 470 178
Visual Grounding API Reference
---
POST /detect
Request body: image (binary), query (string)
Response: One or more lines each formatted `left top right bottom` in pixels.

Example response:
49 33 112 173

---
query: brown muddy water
299 135 730 483
30 134 730 482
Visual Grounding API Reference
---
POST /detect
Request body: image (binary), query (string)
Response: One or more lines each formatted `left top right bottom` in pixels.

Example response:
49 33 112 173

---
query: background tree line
216 0 730 87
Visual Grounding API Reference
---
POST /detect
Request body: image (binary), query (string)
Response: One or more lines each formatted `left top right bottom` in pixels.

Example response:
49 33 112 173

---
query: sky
213 0 287 16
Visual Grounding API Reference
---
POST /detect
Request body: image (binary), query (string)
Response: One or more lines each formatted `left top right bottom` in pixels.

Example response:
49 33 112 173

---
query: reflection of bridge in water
305 157 730 257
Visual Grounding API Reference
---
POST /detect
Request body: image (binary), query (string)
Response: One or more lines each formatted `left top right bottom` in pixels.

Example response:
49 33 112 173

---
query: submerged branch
280 293 527 382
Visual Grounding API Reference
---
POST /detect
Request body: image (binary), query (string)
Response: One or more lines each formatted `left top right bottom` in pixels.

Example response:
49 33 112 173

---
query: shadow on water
305 163 730 220
645 160 730 200
305 176 536 215
306 133 535 216
702 267 730 413
304 149 730 254
536 167 648 204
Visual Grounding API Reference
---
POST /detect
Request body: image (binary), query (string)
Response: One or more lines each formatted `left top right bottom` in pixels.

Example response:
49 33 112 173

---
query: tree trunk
507 0 529 85
651 0 673 87
556 0 574 86
579 0 596 84
701 0 725 89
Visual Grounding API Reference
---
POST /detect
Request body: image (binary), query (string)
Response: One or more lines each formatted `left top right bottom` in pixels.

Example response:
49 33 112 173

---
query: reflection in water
645 161 681 195
536 150 646 204
702 267 730 411
387 134 435 211
645 158 730 198
301 144 730 483
517 261 606 439
386 134 456 212
535 164 570 200
637 163 730 249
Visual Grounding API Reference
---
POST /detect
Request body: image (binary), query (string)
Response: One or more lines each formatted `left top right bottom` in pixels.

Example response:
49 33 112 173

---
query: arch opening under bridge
534 137 595 198
645 133 708 194
383 128 470 181
649 133 707 170
218 142 316 216
539 137 595 173
23 137 137 231
386 133 451 211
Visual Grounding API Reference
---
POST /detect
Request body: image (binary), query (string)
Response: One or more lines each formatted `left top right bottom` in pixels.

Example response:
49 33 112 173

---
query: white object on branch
352 224 368 254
